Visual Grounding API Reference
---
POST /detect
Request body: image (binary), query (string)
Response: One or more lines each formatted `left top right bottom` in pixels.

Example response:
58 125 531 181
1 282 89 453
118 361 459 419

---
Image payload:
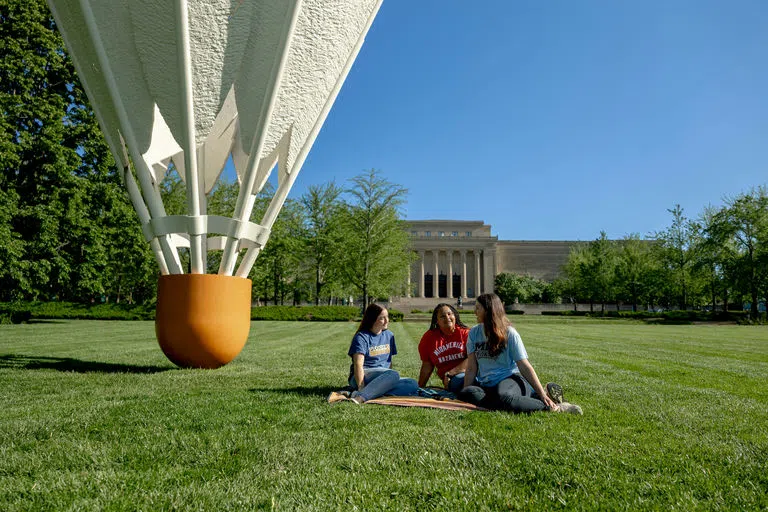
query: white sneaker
556 402 583 415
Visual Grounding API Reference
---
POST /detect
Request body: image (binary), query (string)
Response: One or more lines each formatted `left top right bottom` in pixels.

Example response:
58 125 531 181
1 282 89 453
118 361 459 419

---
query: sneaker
556 402 583 415
546 382 564 404
327 391 351 404
349 390 365 405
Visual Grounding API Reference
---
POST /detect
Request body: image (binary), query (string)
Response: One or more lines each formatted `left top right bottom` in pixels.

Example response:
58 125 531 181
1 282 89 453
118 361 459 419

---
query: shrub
388 308 404 322
410 309 422 314
0 304 33 324
0 302 155 321
508 310 525 315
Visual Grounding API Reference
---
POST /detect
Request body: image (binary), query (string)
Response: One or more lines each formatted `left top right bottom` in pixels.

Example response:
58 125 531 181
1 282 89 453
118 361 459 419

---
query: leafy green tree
588 231 619 313
562 243 592 309
253 199 306 305
713 189 768 319
616 234 654 311
338 169 411 307
653 205 703 309
300 182 344 305
696 205 736 314
1 0 157 303
494 272 552 304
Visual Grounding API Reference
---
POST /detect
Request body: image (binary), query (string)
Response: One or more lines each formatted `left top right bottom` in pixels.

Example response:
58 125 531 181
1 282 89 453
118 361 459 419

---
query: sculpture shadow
0 354 173 374
248 385 347 398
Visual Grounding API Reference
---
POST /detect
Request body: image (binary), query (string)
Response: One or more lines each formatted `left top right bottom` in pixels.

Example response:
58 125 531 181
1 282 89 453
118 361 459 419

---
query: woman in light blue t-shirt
459 293 582 414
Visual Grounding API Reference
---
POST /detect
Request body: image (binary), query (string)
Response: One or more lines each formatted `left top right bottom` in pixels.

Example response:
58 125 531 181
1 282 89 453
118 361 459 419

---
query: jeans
349 368 419 401
458 375 547 413
446 373 465 393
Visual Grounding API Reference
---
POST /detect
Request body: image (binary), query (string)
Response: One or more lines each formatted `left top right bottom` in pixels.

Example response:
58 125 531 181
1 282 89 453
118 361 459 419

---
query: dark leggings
459 375 547 413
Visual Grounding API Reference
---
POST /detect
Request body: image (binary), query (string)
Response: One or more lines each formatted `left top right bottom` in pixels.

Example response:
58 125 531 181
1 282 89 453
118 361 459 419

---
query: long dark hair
357 303 385 333
429 303 468 331
476 293 510 357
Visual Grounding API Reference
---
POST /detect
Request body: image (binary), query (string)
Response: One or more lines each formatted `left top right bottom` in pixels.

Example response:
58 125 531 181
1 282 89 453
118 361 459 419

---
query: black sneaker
546 382 564 404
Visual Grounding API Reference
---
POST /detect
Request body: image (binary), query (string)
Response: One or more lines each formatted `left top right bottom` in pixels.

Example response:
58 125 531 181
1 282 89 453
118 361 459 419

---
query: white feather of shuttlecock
46 0 382 276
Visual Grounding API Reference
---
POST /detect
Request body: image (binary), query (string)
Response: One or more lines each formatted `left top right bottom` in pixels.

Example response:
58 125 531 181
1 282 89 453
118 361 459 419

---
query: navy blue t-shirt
347 329 397 377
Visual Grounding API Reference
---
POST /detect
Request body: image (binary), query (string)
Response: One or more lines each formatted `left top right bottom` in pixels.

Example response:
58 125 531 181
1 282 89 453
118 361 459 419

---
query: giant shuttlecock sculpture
46 0 383 368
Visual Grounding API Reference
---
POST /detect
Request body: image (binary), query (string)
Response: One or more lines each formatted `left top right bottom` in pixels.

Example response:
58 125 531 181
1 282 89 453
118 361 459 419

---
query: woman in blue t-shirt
459 293 582 414
345 304 418 404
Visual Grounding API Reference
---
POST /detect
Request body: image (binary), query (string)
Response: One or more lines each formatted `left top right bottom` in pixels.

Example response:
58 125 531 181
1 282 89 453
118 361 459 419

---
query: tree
616 234 654 312
252 199 306 305
713 189 768 319
562 243 592 309
653 205 703 309
696 205 736 314
1 0 157 302
588 231 619 313
494 273 550 304
338 169 412 307
300 182 343 305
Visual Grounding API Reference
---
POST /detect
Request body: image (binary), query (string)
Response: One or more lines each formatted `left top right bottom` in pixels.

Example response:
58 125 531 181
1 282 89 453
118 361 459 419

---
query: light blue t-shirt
467 324 529 387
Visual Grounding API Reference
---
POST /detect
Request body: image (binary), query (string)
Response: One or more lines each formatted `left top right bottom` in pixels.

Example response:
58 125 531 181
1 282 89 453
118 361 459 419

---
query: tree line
495 194 768 320
0 1 410 306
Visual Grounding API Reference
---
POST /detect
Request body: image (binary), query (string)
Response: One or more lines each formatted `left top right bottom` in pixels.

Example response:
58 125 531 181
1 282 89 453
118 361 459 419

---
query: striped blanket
327 388 487 411
365 396 487 411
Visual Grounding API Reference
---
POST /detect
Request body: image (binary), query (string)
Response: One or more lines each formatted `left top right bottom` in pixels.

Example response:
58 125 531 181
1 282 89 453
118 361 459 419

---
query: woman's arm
517 358 556 409
417 361 435 388
443 359 469 387
463 353 478 389
352 353 366 390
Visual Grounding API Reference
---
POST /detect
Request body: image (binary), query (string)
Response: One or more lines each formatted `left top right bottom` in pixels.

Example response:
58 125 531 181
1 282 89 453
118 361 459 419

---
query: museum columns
475 251 482 296
461 250 468 299
432 253 438 298
418 250 425 298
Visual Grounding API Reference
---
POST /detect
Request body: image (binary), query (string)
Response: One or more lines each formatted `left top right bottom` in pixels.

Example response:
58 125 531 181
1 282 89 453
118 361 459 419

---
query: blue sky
294 0 768 241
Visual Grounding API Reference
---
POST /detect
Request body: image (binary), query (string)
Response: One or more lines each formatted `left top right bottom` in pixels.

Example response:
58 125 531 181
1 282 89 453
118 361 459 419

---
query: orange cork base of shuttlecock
155 274 251 369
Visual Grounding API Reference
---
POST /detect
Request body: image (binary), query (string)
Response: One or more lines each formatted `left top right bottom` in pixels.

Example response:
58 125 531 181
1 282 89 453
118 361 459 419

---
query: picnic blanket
327 386 487 411
365 396 487 411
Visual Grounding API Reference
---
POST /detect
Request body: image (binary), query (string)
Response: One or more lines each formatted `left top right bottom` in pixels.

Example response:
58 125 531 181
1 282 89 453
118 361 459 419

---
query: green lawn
1 317 766 510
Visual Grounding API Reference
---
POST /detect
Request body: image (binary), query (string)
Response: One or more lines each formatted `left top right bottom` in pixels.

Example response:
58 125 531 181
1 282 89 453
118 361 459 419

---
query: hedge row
0 303 404 323
0 302 156 323
540 309 749 322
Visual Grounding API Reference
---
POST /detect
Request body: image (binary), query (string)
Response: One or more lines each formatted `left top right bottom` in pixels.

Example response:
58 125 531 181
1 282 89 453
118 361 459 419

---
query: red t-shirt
418 326 469 379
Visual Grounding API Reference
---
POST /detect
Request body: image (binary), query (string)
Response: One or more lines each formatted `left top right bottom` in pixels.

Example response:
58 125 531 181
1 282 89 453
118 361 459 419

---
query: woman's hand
540 394 557 411
352 353 366 390
417 361 435 388
516 358 556 410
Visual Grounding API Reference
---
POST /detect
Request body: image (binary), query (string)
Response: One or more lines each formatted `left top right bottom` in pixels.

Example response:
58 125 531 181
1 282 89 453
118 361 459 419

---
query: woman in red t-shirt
417 303 470 393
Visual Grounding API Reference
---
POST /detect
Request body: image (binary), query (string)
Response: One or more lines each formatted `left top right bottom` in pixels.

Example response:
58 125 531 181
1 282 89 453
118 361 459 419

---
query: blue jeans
446 373 465 393
458 375 546 413
349 368 419 401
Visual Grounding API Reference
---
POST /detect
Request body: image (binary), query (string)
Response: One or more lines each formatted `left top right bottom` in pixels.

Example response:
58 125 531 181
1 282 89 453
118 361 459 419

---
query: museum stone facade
406 220 579 299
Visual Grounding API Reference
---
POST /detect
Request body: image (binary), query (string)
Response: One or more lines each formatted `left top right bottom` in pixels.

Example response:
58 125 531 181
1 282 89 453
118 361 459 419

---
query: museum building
406 220 580 299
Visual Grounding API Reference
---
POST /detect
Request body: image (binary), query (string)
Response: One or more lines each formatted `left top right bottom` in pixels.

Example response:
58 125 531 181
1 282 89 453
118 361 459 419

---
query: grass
0 317 766 510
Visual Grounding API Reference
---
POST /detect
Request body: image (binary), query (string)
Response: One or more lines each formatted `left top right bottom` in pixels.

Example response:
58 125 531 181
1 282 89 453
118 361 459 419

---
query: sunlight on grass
1 318 766 510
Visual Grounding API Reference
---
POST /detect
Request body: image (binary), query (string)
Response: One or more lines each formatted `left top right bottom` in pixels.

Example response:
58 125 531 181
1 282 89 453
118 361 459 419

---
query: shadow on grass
248 385 345 398
0 354 172 373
